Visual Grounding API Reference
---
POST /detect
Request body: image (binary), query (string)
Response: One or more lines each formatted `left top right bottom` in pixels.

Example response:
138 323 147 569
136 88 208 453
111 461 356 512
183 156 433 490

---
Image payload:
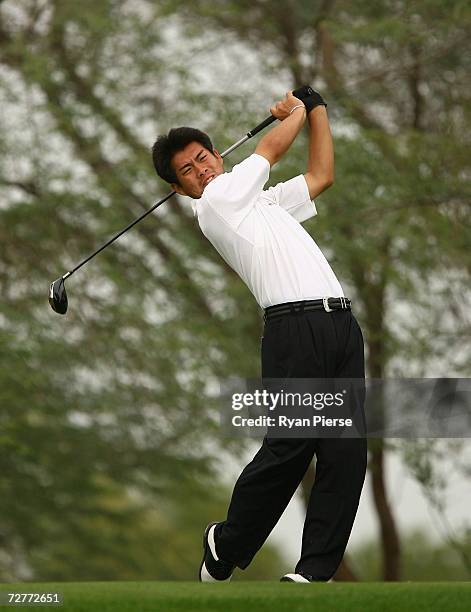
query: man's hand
255 91 307 167
270 91 307 121
302 91 327 114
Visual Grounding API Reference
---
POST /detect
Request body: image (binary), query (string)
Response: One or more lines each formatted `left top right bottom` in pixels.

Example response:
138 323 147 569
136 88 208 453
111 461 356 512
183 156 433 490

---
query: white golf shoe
280 572 313 583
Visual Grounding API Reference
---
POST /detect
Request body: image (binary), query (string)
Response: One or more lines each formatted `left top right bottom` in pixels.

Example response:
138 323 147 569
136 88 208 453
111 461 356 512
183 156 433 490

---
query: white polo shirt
190 153 344 309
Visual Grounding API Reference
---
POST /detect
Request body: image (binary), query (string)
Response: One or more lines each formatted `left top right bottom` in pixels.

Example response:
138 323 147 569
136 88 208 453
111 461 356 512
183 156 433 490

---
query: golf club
49 86 315 314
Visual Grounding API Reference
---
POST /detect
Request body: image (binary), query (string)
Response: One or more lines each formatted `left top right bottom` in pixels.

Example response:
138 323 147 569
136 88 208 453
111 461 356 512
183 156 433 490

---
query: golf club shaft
61 114 277 281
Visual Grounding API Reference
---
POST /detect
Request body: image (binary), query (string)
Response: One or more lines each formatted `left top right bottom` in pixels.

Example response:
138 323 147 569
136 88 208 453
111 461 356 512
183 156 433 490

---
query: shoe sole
198 521 219 582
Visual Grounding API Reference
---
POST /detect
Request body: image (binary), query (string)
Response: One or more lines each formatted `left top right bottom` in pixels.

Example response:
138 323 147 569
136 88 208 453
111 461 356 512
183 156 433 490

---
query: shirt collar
190 199 198 217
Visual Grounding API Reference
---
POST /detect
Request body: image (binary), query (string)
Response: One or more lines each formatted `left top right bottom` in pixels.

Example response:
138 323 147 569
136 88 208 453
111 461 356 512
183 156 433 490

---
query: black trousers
216 309 368 581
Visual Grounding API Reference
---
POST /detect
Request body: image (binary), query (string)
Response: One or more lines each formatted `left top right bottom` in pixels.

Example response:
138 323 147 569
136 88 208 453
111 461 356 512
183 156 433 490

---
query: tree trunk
366 278 402 581
369 440 401 580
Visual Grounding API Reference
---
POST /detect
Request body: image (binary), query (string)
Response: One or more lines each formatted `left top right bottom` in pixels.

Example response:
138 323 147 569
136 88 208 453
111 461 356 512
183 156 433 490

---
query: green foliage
351 528 471 581
23 477 283 581
0 0 263 581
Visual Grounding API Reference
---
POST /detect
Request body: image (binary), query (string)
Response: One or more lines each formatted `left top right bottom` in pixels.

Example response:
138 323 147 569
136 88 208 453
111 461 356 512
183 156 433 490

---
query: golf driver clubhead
49 276 68 314
48 85 315 315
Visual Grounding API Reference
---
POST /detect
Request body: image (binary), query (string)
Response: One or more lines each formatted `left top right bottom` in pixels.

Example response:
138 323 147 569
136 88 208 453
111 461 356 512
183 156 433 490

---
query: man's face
171 141 224 199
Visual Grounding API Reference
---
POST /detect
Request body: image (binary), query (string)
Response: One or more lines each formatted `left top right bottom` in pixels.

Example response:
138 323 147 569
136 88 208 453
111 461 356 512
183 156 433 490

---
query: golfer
152 90 367 583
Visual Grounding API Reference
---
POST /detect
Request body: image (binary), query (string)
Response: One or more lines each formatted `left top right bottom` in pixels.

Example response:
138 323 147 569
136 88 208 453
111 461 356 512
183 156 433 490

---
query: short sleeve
203 153 270 228
263 175 317 223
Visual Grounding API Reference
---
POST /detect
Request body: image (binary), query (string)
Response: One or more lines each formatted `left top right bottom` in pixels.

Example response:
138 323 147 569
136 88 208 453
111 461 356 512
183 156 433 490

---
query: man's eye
200 156 207 161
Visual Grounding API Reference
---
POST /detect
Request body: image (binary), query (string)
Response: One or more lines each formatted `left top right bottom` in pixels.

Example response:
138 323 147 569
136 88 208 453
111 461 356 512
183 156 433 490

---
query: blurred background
0 0 470 582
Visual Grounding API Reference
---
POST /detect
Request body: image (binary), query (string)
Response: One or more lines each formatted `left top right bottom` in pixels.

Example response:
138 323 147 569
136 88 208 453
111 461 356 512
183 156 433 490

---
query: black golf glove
292 85 327 113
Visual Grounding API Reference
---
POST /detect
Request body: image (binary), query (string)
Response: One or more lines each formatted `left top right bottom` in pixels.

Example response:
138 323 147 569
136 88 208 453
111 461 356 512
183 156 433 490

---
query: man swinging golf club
152 88 367 583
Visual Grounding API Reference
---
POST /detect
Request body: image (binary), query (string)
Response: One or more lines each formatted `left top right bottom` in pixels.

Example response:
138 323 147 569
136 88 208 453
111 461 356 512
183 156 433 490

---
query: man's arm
303 105 334 199
255 91 306 167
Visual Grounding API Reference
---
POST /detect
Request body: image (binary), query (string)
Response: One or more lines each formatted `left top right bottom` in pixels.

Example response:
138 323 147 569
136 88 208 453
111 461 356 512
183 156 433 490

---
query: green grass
1 581 470 611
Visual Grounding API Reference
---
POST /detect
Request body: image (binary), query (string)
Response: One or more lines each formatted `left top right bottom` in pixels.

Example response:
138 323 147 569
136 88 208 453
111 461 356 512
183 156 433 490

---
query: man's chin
177 189 201 199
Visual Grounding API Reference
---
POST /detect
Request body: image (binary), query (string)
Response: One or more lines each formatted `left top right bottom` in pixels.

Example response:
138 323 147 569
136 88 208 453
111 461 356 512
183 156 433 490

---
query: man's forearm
306 106 334 185
255 107 306 167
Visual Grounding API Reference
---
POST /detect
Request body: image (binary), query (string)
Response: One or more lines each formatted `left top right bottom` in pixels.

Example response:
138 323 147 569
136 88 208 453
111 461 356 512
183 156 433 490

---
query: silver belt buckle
322 297 333 312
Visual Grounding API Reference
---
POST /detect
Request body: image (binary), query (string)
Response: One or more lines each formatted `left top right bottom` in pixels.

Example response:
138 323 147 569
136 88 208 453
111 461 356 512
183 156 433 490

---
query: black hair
152 127 214 185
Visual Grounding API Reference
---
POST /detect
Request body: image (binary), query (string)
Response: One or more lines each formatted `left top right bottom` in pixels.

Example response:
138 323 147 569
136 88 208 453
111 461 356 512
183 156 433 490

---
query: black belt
264 297 351 321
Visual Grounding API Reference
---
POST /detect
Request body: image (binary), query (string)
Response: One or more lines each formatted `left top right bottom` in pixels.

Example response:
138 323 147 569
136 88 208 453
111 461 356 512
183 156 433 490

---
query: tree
0 0 269 579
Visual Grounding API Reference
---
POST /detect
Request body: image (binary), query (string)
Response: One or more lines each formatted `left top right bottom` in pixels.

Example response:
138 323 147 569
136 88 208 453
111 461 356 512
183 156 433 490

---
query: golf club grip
248 87 315 138
247 115 277 138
